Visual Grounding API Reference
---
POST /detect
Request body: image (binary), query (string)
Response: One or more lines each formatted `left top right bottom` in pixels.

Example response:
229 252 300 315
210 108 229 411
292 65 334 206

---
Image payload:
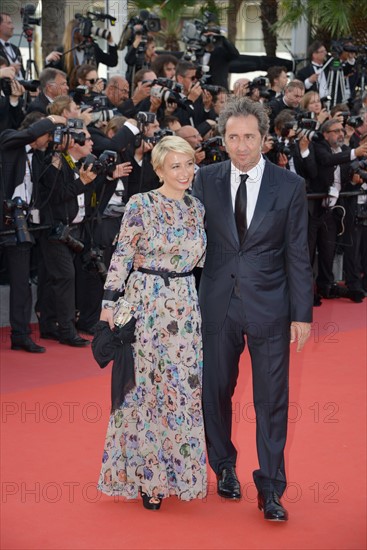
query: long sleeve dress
97 190 207 500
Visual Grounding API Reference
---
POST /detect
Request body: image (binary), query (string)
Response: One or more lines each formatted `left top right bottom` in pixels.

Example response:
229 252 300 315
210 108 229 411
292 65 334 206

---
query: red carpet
1 299 366 549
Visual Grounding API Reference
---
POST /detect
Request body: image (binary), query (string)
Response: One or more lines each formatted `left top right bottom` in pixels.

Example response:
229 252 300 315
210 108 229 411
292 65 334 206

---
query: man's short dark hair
218 96 270 138
274 109 295 131
308 41 325 60
175 61 196 79
0 13 11 25
267 66 288 86
39 68 67 90
18 111 45 130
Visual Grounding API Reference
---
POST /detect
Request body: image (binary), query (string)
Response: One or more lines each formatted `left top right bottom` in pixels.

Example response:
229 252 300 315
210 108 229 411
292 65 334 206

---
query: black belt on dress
137 267 193 287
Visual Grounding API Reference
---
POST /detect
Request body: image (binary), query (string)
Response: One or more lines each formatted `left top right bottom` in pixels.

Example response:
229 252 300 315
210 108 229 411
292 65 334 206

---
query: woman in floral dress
98 136 207 509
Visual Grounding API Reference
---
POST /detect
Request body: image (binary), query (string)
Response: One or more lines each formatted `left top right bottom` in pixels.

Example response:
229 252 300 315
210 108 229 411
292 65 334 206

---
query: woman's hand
100 307 114 329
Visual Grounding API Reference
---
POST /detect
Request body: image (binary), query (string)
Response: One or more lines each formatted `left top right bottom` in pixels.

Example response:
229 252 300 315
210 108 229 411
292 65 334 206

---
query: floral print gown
98 190 207 500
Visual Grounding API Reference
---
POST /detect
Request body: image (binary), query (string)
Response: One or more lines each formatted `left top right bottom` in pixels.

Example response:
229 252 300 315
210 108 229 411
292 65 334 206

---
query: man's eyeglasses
185 75 197 81
326 128 346 134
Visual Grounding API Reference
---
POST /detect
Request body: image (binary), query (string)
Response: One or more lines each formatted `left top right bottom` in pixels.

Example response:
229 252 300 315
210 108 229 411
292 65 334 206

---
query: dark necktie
312 64 323 69
235 174 249 244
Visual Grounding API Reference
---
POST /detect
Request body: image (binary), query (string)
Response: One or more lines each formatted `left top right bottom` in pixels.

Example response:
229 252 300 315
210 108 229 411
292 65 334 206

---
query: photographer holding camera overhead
0 61 25 131
45 13 118 89
0 111 66 352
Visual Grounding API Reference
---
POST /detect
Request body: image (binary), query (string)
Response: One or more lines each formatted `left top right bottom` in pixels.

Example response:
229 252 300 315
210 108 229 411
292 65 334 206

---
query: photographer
267 66 288 98
125 34 157 89
200 29 239 91
27 68 69 114
171 61 213 127
104 74 151 119
0 63 25 131
309 118 367 302
267 80 305 131
39 125 98 346
268 109 318 187
45 17 118 89
0 12 25 77
0 112 65 352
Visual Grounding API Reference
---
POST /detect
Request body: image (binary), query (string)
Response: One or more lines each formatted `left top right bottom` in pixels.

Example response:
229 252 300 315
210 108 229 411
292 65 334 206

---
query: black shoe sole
217 490 241 499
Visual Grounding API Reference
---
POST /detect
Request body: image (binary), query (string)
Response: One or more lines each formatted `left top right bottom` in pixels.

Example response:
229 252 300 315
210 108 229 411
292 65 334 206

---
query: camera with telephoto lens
0 78 40 96
75 11 116 42
149 80 193 111
81 246 108 281
48 222 84 253
198 75 221 95
80 95 117 124
3 197 34 245
199 136 226 164
144 128 174 145
82 150 118 177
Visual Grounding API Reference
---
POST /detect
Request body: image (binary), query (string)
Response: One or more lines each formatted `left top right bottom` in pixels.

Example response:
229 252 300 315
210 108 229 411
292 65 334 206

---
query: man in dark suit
193 97 313 521
0 12 25 77
0 111 65 352
267 80 305 132
27 68 69 114
296 41 329 99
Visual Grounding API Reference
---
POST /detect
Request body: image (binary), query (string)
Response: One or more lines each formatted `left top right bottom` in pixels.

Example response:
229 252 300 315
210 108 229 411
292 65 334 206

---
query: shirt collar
231 155 265 182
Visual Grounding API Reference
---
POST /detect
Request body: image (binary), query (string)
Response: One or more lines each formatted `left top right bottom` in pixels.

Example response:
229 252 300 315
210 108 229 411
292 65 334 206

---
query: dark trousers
340 198 367 291
202 294 289 497
4 243 32 341
308 207 337 290
41 235 78 340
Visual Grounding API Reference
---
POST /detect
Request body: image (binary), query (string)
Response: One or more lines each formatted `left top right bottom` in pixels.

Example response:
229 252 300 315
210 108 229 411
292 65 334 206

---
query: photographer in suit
309 118 367 301
39 125 98 346
296 41 329 99
0 112 65 352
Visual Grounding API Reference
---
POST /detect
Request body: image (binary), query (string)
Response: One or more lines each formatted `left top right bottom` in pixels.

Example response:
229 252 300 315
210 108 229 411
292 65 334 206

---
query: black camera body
271 138 293 160
3 197 34 245
48 222 84 253
51 119 86 146
248 77 271 100
81 246 108 280
144 129 174 145
83 150 117 178
136 111 156 124
351 159 367 183
21 4 41 30
200 136 226 164
347 115 364 129
0 78 39 96
182 11 222 59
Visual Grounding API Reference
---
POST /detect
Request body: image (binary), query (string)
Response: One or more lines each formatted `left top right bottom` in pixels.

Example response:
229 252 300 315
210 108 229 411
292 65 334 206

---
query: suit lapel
244 159 277 245
216 160 239 244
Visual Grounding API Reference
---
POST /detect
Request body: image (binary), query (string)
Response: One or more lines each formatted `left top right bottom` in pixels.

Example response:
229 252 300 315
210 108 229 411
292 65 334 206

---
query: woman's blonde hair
151 136 195 172
47 95 73 115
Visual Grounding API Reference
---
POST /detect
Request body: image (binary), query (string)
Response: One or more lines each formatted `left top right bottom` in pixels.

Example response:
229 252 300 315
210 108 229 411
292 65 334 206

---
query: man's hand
298 135 310 153
308 73 319 84
45 51 62 64
355 141 367 158
79 164 97 185
10 79 25 98
47 115 67 125
290 321 311 352
132 82 151 104
194 148 206 165
0 66 16 79
187 82 202 103
112 162 133 179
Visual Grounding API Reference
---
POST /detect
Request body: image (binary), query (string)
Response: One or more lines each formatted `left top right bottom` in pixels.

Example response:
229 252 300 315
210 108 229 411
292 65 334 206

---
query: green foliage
277 0 367 37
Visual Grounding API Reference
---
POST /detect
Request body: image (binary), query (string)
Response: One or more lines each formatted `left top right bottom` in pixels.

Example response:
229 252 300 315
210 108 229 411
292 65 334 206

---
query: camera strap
62 152 76 170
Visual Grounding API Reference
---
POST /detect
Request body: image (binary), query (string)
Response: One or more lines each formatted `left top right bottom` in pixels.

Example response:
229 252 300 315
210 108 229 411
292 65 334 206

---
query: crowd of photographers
0 8 367 353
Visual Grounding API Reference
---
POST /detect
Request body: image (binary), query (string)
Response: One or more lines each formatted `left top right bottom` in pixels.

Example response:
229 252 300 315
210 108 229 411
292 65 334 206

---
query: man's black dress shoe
11 337 46 353
257 491 288 521
217 467 241 499
59 335 90 347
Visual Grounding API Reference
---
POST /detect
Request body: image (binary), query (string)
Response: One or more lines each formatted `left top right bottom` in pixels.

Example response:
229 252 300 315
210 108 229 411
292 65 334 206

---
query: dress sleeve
104 194 145 294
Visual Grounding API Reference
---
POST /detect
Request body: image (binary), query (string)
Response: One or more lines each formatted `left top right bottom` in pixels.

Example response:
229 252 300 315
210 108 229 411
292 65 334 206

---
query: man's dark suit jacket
206 38 240 90
296 63 329 94
193 158 313 331
26 92 50 114
0 41 25 76
0 117 55 229
310 139 352 193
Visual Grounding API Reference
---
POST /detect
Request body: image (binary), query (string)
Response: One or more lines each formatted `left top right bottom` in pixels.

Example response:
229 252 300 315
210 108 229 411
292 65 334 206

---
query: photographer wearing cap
0 112 65 352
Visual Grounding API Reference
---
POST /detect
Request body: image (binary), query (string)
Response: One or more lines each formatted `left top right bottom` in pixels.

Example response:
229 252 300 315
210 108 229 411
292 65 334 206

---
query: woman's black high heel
140 489 162 510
